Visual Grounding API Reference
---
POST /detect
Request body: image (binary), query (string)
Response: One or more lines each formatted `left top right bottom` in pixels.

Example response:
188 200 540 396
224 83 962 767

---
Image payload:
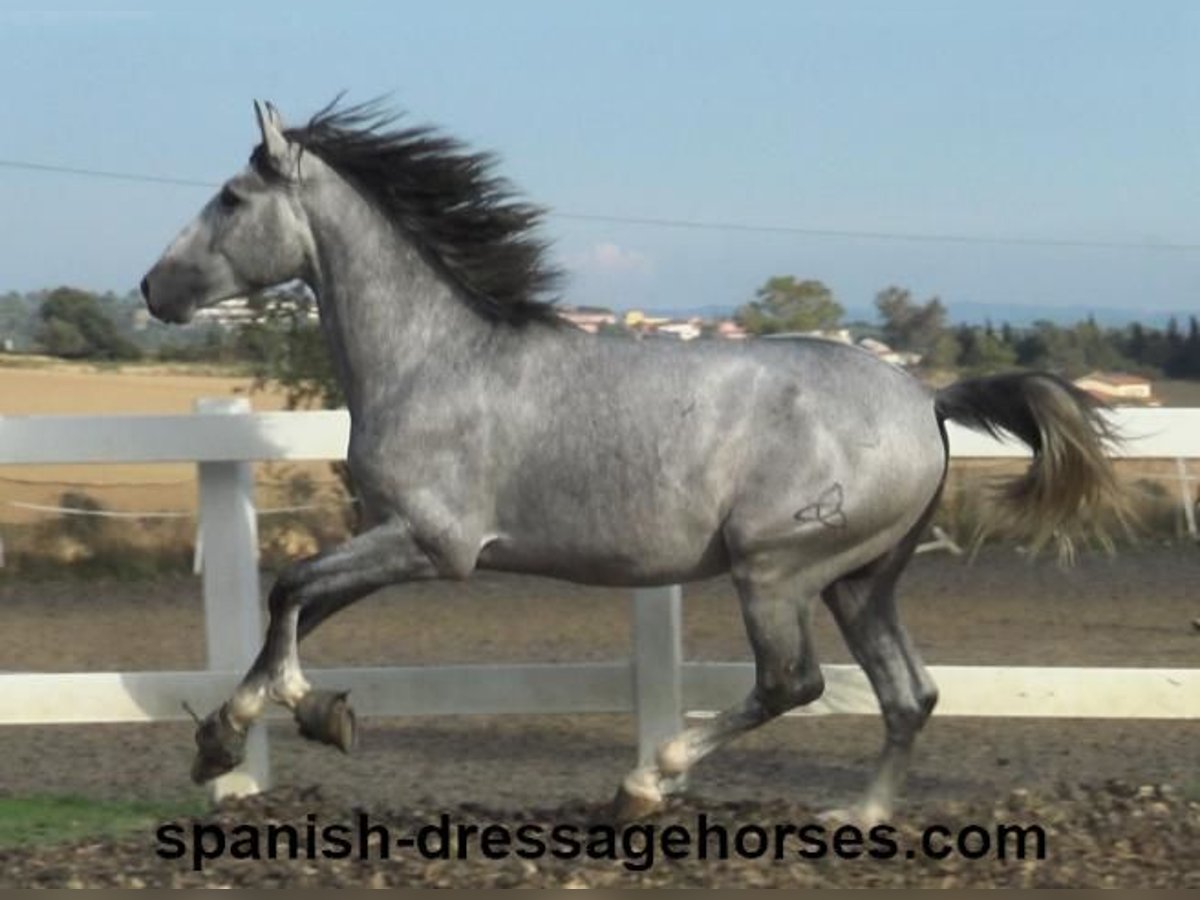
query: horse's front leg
190 517 440 783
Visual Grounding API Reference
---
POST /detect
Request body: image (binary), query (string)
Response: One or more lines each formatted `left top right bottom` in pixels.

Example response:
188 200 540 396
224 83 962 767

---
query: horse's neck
304 189 491 417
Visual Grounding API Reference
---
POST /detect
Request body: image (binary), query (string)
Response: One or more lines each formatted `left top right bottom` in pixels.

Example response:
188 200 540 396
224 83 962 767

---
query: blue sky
1 0 1196 320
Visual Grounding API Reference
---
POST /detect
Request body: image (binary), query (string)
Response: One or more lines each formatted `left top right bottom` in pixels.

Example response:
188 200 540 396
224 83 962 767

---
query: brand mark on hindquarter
794 482 847 529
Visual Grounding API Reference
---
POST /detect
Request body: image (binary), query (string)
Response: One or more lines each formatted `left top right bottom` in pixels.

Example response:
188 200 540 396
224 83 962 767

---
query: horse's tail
934 372 1130 560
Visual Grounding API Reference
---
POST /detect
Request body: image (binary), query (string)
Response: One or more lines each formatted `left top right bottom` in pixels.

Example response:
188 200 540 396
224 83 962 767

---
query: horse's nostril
140 276 151 302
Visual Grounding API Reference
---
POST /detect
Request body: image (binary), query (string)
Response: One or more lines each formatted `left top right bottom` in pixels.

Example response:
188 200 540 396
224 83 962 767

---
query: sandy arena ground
0 545 1197 886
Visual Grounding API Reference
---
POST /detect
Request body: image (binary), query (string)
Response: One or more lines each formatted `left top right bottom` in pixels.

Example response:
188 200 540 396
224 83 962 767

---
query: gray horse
141 100 1125 822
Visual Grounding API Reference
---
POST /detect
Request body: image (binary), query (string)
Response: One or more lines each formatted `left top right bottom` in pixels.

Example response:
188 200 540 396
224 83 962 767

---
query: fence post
633 585 684 775
195 397 270 800
1175 457 1197 540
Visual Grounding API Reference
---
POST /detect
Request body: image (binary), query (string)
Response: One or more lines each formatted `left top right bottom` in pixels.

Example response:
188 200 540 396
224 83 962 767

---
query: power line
553 210 1200 252
2 156 1197 253
0 158 215 189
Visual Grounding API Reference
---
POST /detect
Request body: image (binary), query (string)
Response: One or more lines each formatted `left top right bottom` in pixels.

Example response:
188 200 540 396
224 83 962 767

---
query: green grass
0 794 205 848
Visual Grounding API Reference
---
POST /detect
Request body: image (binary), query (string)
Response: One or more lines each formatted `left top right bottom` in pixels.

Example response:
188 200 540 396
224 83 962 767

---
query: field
0 358 336 527
0 361 347 573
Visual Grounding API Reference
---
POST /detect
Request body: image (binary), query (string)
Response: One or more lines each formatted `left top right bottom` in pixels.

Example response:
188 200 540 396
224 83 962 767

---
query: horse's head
141 101 315 323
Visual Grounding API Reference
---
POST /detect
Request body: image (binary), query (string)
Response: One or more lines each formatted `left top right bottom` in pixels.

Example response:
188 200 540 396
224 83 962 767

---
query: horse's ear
264 101 285 131
253 99 290 172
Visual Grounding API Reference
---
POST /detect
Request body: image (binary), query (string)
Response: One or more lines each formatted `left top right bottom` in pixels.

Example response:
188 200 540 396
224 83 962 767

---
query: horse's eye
218 186 243 210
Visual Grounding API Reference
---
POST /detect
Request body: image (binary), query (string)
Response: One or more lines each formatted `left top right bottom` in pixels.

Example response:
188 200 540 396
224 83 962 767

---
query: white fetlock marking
267 666 312 709
621 767 664 804
656 737 691 778
228 686 266 729
856 801 891 827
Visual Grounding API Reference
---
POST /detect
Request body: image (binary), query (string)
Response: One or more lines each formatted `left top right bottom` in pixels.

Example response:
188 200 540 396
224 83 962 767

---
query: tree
1176 316 1200 379
734 277 843 335
1011 318 1134 376
236 287 358 532
237 287 342 409
36 287 140 360
956 325 1016 373
924 330 961 370
1073 315 1129 373
1125 322 1148 365
39 318 89 358
874 286 952 366
1014 321 1066 371
0 291 37 351
1162 317 1186 377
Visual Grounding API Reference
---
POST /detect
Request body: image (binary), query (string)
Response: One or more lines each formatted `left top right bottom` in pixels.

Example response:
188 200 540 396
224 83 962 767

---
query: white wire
5 498 357 519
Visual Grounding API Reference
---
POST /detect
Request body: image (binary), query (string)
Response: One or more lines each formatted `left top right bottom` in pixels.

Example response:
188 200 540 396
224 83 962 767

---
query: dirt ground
0 545 1198 886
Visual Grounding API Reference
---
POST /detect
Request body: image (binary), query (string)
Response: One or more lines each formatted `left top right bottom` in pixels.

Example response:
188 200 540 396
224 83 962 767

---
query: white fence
1 400 1198 800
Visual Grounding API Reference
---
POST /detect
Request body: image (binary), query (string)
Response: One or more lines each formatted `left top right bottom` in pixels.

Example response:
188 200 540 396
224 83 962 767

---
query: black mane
266 98 563 327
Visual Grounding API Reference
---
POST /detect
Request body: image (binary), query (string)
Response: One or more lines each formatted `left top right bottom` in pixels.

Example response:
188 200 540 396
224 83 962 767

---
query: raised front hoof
609 784 664 824
294 690 357 753
190 704 246 784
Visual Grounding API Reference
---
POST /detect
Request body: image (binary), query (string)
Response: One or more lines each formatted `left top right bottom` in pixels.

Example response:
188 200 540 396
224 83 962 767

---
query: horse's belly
476 528 731 587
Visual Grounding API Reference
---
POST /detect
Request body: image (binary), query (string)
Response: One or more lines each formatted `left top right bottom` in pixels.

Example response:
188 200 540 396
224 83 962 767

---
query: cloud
566 242 652 275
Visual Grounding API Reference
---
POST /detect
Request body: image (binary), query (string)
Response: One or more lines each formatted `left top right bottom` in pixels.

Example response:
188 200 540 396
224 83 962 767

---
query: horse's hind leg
613 572 824 820
190 518 437 783
821 556 938 824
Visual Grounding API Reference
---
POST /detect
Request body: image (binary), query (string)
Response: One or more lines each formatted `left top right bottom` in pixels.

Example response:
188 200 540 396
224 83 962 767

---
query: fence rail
1 401 1198 799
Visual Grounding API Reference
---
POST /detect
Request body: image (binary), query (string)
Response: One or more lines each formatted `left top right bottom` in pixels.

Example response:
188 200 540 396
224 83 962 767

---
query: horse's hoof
609 785 663 824
190 703 245 784
294 690 357 753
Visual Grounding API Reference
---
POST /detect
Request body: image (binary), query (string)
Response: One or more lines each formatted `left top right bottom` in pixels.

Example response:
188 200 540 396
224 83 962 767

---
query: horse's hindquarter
480 336 945 586
719 342 947 582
